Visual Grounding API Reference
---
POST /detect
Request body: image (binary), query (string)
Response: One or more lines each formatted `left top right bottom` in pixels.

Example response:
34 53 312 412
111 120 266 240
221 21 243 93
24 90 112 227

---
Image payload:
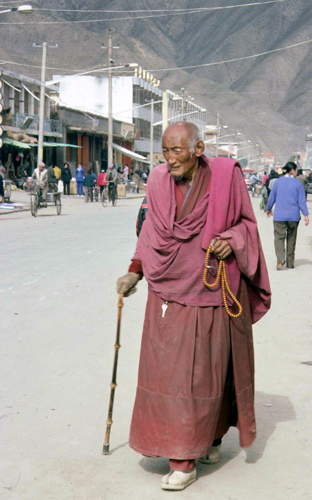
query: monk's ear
195 140 205 157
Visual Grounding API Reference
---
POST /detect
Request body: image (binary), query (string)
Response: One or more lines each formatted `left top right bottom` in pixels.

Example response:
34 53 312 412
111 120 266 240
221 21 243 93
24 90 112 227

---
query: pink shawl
133 156 271 323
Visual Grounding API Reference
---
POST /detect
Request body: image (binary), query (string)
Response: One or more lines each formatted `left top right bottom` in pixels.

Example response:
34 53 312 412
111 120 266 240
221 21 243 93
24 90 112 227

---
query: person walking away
32 162 48 205
105 165 118 203
97 169 107 196
62 163 72 195
266 162 309 270
116 122 271 491
262 171 268 186
266 169 278 198
75 162 85 197
297 169 308 200
53 165 61 180
47 164 58 193
260 184 268 212
83 169 95 202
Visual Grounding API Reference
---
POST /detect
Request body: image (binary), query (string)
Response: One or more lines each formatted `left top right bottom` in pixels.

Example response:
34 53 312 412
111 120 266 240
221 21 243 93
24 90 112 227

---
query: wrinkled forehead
162 128 191 148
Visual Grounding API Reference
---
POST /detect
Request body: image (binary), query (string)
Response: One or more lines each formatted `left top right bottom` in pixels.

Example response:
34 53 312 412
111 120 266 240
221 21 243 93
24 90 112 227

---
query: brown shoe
276 262 283 270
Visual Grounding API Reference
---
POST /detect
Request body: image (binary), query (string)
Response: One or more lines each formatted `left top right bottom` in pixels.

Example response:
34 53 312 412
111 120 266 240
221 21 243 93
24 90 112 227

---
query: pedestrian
97 169 107 196
123 164 129 181
91 169 98 184
297 169 308 199
266 169 279 198
75 162 85 197
83 169 95 202
260 184 268 212
266 161 309 270
47 164 58 193
53 165 62 180
117 122 271 491
61 163 72 195
262 170 268 185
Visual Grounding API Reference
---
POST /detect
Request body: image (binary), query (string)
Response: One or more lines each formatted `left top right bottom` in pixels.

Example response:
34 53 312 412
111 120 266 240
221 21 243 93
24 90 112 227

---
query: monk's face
162 126 204 181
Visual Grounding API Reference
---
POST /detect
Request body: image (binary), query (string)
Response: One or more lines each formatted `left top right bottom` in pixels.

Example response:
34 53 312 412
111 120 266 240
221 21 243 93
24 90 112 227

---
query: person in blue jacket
75 163 85 196
267 162 309 270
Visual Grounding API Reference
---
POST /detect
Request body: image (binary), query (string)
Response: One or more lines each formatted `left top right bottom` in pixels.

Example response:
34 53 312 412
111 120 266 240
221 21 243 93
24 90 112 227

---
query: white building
57 74 163 158
56 73 207 164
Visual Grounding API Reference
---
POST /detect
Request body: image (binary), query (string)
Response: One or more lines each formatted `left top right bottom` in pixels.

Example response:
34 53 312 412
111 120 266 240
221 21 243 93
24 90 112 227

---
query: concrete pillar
19 87 25 114
9 87 14 112
45 96 51 119
29 94 35 116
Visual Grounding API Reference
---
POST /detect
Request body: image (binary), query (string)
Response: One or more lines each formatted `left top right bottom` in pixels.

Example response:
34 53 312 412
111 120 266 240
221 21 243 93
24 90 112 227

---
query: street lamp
0 4 33 14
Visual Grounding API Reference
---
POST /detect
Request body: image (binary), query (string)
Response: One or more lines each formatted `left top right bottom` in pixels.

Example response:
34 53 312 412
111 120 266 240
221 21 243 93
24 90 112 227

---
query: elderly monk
117 122 271 491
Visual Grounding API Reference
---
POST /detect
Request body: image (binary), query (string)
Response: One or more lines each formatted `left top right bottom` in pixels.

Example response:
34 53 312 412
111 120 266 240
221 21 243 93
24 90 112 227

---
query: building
56 70 207 167
162 90 206 136
260 150 277 171
0 67 62 175
55 105 147 174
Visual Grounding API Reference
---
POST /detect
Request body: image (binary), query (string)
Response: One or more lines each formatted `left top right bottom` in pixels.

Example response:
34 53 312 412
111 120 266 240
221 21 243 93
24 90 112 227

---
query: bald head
163 122 202 150
161 121 205 184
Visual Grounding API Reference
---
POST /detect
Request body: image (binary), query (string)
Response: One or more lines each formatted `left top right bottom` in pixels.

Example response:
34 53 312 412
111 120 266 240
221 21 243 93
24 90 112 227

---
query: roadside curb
0 208 30 215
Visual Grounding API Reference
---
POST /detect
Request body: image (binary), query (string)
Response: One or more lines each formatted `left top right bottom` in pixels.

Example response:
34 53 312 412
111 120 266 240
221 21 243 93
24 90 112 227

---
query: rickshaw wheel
56 196 61 215
30 195 37 217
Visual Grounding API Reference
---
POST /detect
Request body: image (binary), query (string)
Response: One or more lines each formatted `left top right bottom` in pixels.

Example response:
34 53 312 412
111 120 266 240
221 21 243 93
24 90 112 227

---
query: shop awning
112 143 148 163
27 142 82 148
3 137 31 149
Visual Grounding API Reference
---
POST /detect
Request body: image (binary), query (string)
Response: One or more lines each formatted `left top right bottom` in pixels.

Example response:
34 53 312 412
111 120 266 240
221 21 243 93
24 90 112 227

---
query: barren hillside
1 0 311 162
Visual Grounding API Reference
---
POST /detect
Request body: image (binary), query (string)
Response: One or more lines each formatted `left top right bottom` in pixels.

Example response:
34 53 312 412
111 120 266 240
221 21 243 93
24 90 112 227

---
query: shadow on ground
138 391 296 477
294 259 312 267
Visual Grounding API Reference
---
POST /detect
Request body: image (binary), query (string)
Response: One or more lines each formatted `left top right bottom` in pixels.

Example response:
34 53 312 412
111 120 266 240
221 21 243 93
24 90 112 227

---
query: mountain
1 0 311 163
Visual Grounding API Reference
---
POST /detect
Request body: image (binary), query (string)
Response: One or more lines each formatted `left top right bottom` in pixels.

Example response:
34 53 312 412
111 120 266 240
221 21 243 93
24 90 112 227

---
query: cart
23 178 62 217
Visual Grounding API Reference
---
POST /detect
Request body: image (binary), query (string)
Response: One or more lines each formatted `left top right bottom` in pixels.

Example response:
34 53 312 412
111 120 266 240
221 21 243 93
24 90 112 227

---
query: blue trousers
77 181 83 195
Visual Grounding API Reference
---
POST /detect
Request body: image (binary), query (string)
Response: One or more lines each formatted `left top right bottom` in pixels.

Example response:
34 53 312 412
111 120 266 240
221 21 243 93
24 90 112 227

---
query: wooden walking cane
102 292 124 455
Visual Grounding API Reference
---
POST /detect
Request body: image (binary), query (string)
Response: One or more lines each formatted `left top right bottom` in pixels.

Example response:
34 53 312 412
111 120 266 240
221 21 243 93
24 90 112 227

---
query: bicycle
101 181 117 207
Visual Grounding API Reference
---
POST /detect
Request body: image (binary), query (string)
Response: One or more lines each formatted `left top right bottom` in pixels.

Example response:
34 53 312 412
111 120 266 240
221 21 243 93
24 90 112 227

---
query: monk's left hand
210 238 232 260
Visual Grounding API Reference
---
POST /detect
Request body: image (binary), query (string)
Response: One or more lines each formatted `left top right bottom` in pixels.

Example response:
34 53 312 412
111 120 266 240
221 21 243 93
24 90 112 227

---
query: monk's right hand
117 272 140 297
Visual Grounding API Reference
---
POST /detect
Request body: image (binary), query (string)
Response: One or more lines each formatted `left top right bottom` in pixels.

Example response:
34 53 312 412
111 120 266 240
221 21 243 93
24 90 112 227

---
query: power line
147 37 312 73
191 90 312 95
0 1 285 25
0 59 104 71
27 1 286 14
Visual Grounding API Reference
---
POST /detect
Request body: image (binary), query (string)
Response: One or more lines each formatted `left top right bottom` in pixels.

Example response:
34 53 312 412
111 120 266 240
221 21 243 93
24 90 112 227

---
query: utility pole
108 30 113 169
33 42 57 169
150 99 154 171
37 42 46 168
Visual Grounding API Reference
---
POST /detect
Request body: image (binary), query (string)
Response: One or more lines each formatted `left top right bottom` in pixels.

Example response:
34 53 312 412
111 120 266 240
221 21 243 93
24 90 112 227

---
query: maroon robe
129 158 270 459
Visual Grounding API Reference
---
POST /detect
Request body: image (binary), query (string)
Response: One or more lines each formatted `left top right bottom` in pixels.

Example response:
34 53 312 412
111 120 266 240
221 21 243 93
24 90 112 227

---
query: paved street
1 194 312 500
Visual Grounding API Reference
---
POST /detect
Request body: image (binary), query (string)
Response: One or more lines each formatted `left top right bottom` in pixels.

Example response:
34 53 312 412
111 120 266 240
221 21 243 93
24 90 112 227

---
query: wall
58 76 134 124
